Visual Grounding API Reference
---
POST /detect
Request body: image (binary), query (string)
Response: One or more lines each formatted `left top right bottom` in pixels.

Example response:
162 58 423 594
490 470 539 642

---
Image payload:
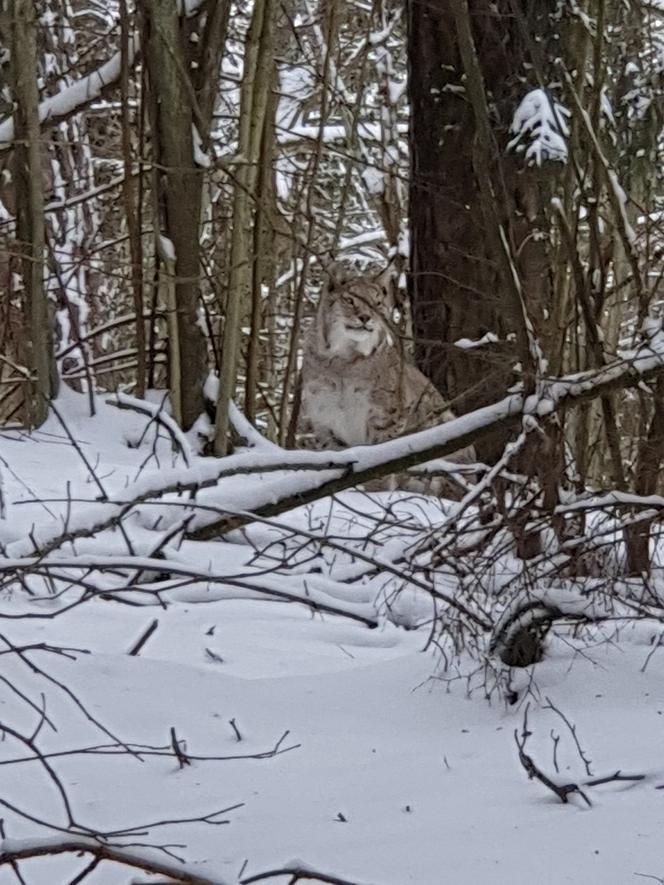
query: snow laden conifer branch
508 88 570 165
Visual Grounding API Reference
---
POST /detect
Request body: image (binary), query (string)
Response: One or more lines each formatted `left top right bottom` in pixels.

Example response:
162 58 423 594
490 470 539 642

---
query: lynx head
318 273 393 359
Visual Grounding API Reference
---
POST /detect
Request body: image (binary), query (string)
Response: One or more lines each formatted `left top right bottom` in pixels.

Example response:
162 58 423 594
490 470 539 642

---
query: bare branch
0 840 227 885
241 866 371 885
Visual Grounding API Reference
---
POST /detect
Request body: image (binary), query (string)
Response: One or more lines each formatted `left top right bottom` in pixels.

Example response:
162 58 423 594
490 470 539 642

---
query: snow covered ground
1 391 663 885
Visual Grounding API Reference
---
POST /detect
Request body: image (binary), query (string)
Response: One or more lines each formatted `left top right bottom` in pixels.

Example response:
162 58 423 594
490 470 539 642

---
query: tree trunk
120 0 146 398
10 0 56 427
407 0 553 463
214 0 275 455
143 0 209 429
625 378 664 576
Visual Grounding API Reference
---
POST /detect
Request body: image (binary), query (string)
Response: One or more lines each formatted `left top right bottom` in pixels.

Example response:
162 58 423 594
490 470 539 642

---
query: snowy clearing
0 393 663 884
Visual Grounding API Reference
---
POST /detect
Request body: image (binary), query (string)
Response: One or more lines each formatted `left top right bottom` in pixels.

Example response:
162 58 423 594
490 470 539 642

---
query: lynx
298 272 475 496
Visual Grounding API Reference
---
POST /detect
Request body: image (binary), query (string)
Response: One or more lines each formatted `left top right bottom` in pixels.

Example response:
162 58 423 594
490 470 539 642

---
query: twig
229 718 242 742
241 867 370 885
543 696 592 776
0 729 299 767
66 855 101 885
515 708 644 807
584 771 645 788
514 706 591 806
106 392 192 466
128 619 159 656
170 727 191 768
0 840 226 885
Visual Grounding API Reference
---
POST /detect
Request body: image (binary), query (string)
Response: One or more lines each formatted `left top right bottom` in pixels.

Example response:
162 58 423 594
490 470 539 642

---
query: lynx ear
325 260 348 293
373 264 396 291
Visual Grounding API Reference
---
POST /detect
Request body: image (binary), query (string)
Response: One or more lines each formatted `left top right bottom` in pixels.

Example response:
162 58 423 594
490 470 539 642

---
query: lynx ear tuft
373 264 395 290
325 260 351 294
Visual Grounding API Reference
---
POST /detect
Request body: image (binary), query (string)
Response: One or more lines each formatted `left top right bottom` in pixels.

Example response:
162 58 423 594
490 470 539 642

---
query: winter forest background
0 1 664 883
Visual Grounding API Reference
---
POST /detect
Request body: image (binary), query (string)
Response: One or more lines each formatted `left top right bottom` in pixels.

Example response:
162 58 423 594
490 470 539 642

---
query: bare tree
7 0 57 427
214 0 276 454
143 0 229 429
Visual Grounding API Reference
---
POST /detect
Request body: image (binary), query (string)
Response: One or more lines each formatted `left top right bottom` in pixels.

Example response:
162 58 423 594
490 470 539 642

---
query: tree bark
120 0 146 398
10 0 56 427
625 378 664 575
407 0 553 463
214 0 275 454
143 0 209 429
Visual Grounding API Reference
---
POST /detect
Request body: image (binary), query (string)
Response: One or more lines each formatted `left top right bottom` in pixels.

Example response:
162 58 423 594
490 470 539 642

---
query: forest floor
0 390 663 885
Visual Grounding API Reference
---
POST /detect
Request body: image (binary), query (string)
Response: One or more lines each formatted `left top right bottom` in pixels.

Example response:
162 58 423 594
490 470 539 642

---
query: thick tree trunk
407 0 552 464
10 0 56 427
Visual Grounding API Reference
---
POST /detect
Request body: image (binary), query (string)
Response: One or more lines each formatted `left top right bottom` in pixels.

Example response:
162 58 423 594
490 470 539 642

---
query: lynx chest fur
299 276 460 451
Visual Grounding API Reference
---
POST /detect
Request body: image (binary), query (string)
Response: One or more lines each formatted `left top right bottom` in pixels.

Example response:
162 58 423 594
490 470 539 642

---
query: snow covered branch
242 864 370 885
192 328 664 538
0 40 138 150
0 838 226 884
0 0 211 149
508 88 570 165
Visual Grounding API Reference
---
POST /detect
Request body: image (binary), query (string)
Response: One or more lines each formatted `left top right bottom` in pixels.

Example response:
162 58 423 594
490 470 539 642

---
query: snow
2 392 664 884
508 88 570 166
157 234 176 262
0 40 138 150
454 332 500 350
607 170 637 244
192 123 212 168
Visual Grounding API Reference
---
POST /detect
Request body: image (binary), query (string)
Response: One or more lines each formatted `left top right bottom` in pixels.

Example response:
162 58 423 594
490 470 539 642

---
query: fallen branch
241 865 371 885
0 555 381 628
514 706 644 807
515 719 592 806
0 728 298 767
106 392 192 466
8 331 664 564
191 331 664 538
0 839 225 885
127 618 159 656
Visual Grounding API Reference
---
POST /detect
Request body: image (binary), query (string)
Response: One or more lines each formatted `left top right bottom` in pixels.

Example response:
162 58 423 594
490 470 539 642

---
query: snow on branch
191 325 664 538
508 88 570 165
0 0 210 149
0 838 226 885
106 392 193 466
0 553 381 628
0 40 138 150
6 327 664 564
242 863 371 885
